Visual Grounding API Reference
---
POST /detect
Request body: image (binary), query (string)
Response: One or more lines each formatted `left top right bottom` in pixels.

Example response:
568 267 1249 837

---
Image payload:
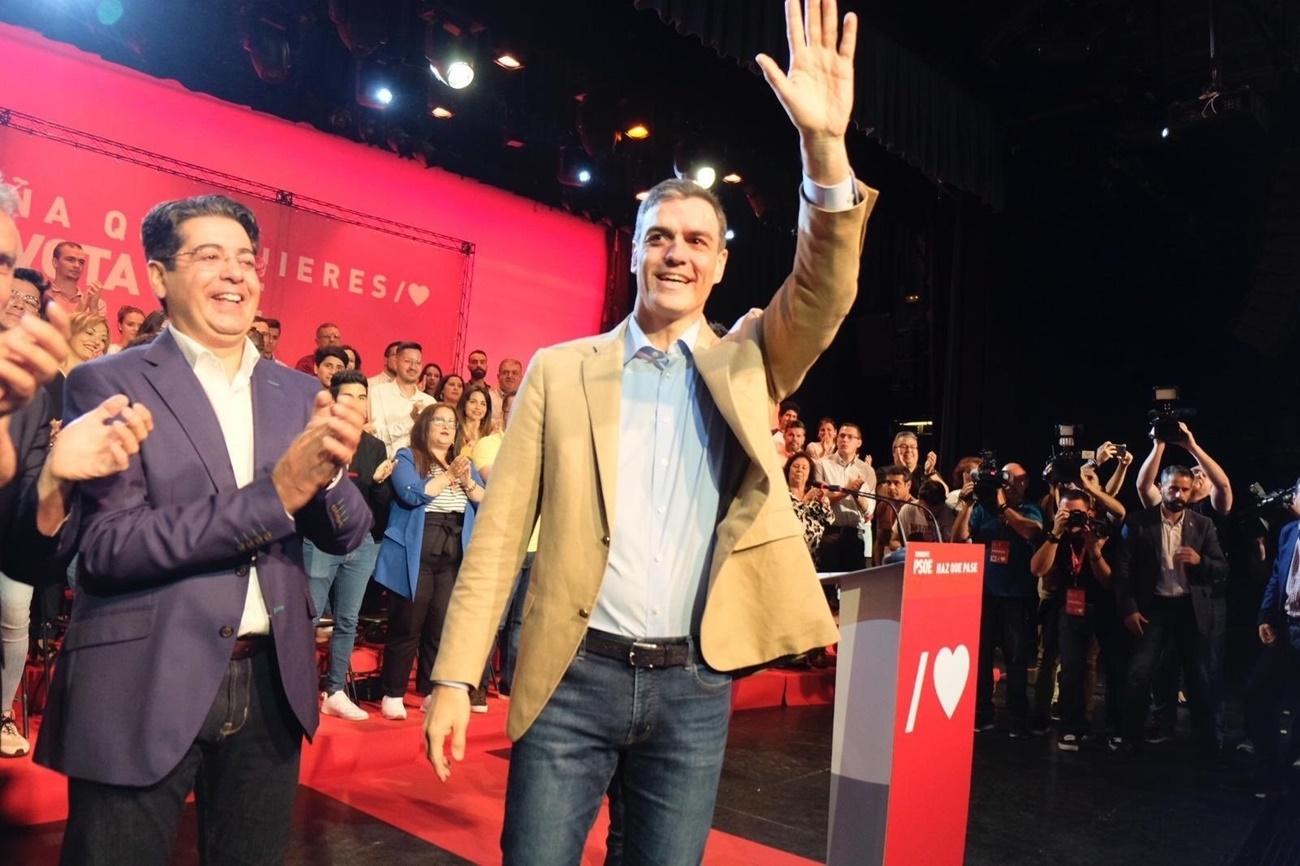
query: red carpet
2 667 830 862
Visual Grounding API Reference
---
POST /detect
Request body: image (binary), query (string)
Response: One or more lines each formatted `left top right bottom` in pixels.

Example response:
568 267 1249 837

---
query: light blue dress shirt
588 316 728 639
590 176 858 640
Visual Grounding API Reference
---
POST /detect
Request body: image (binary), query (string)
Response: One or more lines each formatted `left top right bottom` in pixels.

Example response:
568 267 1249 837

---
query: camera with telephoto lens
1043 424 1096 486
971 450 1008 506
1246 482 1296 513
1148 386 1196 444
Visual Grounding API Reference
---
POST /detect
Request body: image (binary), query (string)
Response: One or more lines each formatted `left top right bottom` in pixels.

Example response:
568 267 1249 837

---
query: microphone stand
813 483 945 544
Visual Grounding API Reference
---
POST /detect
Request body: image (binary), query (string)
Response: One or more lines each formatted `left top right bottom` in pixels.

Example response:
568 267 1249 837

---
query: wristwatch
1043 530 1061 544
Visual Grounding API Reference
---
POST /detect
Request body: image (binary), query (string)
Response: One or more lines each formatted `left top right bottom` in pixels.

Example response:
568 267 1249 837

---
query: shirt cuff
801 174 858 212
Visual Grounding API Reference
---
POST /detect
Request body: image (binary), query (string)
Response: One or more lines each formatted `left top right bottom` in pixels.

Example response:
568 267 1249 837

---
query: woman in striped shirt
375 402 486 720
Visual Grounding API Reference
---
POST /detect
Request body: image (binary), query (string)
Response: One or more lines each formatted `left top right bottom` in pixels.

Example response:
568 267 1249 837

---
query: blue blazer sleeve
1260 522 1299 627
390 448 435 508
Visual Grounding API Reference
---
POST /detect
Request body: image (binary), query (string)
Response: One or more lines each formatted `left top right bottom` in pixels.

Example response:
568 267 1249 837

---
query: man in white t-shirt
369 341 434 456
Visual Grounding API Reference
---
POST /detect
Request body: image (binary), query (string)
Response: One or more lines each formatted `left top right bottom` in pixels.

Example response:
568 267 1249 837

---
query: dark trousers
60 648 302 866
1152 593 1226 742
381 513 462 699
1243 621 1300 773
1123 595 1211 744
1033 595 1062 725
1057 600 1128 736
819 525 865 573
976 595 1036 725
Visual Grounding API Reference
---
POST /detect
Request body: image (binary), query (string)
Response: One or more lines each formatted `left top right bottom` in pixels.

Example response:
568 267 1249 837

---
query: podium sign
827 543 985 866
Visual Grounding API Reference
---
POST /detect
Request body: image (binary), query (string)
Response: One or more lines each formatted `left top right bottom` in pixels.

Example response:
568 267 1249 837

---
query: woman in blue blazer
374 402 484 720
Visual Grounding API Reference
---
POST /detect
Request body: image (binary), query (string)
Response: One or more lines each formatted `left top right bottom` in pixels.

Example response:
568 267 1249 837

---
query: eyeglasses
4 292 40 311
429 417 457 427
169 245 260 274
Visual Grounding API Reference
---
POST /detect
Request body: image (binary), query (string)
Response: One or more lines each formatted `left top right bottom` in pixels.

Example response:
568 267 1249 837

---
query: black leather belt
231 635 271 660
584 629 692 669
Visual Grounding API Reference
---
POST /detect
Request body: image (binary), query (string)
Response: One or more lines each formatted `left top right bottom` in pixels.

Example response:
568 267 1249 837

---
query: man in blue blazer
34 194 371 866
1240 479 1300 791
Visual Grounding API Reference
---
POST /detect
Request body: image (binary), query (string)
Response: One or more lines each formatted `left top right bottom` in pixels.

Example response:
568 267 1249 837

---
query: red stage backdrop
0 22 608 375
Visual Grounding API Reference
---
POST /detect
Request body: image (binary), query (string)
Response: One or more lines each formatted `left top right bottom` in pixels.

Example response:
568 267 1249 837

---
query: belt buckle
629 641 660 669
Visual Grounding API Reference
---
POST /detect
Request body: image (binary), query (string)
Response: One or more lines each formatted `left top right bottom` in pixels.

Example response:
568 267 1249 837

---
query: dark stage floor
7 705 1298 865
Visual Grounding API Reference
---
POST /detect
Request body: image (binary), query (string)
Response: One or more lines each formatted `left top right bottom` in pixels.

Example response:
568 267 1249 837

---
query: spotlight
724 229 735 241
494 53 524 70
1160 126 1170 139
240 12 294 84
431 105 454 119
722 172 743 184
426 20 475 90
673 141 719 190
355 59 396 109
624 123 650 140
557 145 593 188
693 166 717 189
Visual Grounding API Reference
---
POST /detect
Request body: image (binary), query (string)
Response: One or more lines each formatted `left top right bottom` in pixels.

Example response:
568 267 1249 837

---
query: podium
823 543 985 866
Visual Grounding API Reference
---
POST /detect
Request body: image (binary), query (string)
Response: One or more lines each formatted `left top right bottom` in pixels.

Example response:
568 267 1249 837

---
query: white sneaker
381 696 407 720
321 690 369 721
0 714 30 758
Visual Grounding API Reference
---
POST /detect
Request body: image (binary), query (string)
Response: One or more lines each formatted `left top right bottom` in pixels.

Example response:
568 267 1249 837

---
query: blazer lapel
141 330 238 492
692 328 767 472
251 361 297 477
581 324 626 531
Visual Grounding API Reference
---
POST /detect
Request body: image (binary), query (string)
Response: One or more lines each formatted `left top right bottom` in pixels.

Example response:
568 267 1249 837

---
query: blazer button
235 564 250 577
600 535 610 545
578 608 590 619
219 625 234 638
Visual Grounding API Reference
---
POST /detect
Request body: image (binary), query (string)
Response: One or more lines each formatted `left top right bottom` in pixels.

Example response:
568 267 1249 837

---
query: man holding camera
1115 465 1229 750
1031 488 1124 751
1135 421 1232 745
953 461 1043 736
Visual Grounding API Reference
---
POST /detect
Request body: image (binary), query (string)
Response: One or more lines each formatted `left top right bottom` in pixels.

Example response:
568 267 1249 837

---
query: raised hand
0 305 72 416
272 391 365 513
46 395 153 482
754 0 857 184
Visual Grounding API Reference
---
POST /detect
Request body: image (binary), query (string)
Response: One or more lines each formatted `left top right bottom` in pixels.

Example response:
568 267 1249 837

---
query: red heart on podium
932 645 970 719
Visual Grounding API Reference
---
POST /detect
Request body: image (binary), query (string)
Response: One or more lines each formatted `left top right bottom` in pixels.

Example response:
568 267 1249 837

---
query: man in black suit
1115 464 1229 748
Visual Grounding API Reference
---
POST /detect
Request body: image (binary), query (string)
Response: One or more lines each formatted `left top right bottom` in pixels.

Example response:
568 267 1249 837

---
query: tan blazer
433 184 879 740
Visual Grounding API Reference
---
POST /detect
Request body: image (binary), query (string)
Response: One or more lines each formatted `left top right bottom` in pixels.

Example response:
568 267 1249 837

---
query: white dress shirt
1156 507 1189 597
817 453 876 525
369 379 434 457
1284 541 1300 617
168 326 271 636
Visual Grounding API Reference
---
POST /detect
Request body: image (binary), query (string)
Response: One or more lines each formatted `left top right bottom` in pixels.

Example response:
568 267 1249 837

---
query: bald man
952 461 1044 737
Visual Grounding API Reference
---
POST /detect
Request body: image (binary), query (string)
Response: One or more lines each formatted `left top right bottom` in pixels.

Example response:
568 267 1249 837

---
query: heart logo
407 282 430 306
931 645 970 719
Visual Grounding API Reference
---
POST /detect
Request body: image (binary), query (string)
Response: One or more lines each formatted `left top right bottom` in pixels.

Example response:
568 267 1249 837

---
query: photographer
1234 477 1300 795
953 461 1043 737
1135 421 1231 745
1031 489 1124 752
1115 466 1229 750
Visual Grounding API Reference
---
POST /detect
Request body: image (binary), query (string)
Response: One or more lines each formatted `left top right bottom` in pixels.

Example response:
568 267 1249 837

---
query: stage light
1161 126 1170 139
722 172 743 184
241 12 294 84
693 166 717 189
724 229 735 241
505 137 526 149
329 0 390 57
625 123 650 140
557 145 593 188
96 0 123 25
427 21 475 90
355 59 397 109
431 105 453 119
495 53 524 70
673 141 720 190
375 86 393 105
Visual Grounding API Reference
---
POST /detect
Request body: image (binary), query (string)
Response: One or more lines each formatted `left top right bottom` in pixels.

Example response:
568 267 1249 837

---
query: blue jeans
501 636 733 866
304 536 379 695
498 556 534 695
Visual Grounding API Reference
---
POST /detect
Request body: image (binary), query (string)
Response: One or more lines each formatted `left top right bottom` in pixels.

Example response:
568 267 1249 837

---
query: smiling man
34 194 372 865
423 2 877 862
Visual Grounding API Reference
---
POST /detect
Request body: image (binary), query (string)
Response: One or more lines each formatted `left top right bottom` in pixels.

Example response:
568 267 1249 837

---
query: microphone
813 482 945 544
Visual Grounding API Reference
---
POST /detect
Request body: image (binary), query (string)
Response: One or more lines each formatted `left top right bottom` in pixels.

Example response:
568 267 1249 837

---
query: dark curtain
632 0 1006 211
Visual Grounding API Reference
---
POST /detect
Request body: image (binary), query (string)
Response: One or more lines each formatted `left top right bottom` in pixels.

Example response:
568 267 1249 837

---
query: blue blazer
373 447 483 600
1258 520 1300 628
35 330 371 786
